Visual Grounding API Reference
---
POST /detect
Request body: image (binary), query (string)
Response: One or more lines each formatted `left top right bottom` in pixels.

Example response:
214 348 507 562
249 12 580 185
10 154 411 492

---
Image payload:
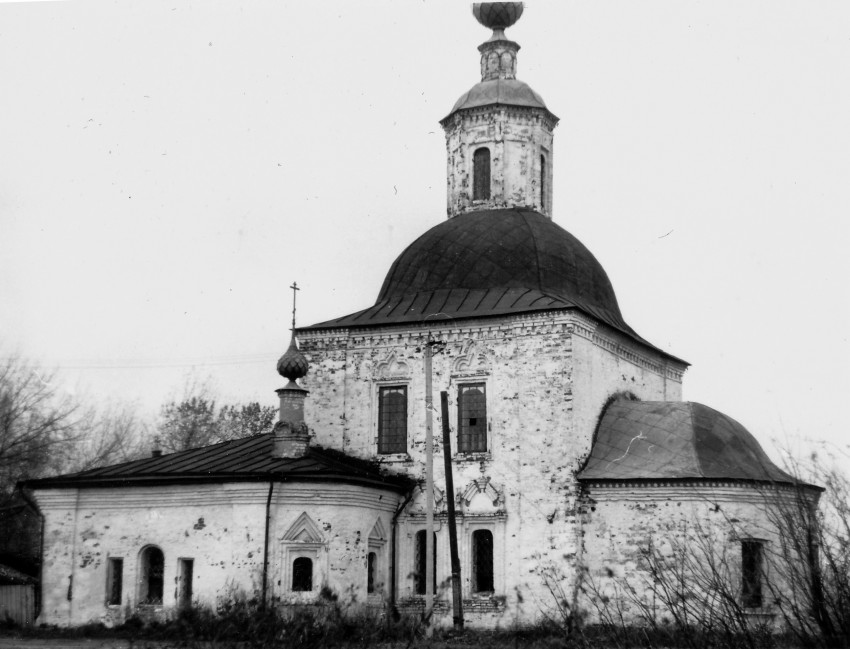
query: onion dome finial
277 335 309 382
473 2 524 33
472 3 524 82
276 280 308 383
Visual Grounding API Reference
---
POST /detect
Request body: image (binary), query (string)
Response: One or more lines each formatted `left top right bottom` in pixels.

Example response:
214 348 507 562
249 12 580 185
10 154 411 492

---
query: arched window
540 154 547 210
367 551 377 594
138 546 164 605
292 556 313 592
414 530 437 595
472 530 494 593
473 148 491 201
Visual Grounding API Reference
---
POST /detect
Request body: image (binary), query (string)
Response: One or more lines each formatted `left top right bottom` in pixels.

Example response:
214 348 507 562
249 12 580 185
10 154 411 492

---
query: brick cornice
581 479 818 505
300 310 686 381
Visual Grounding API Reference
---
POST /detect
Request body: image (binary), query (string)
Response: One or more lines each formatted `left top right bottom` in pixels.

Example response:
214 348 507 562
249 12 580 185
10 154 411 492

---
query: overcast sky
2 0 848 460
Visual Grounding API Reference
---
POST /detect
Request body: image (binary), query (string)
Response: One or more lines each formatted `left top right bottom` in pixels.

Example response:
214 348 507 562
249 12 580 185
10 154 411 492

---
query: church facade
24 2 818 629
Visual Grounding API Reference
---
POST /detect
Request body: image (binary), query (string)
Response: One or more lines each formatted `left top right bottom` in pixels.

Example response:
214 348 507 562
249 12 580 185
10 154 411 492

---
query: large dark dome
307 208 656 349
379 208 622 318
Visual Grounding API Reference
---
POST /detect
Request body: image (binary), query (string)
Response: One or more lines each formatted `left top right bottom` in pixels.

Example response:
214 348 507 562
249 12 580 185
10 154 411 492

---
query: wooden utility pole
424 338 434 635
441 390 464 630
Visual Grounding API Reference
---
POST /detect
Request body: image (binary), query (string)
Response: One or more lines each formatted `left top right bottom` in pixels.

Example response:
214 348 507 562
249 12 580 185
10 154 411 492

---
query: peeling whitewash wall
442 106 556 218
34 307 698 627
36 483 399 626
299 308 686 624
579 484 810 627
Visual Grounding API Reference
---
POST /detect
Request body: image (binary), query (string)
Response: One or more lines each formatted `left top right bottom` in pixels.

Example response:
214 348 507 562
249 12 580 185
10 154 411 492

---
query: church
23 2 818 629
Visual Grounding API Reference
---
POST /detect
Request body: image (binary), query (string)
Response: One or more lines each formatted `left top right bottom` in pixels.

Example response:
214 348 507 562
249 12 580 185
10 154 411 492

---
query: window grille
106 558 123 605
378 386 407 454
292 557 313 592
139 547 164 605
458 383 487 452
473 148 491 200
742 540 764 608
472 530 494 593
414 530 437 595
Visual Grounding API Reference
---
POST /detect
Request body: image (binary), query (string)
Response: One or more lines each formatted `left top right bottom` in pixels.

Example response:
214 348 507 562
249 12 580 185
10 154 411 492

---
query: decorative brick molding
581 479 816 505
451 339 490 376
300 309 686 381
373 351 411 380
458 476 505 509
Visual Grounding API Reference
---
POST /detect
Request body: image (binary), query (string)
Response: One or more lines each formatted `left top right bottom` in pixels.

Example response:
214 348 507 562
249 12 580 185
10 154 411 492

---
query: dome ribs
509 288 534 308
518 209 545 292
433 290 453 317
419 291 438 319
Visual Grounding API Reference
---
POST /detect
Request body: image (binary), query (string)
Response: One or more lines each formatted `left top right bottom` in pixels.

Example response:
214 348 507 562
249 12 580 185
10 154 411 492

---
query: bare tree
217 402 276 441
158 393 219 453
581 522 776 649
763 449 850 648
157 375 276 453
62 401 150 473
0 353 78 501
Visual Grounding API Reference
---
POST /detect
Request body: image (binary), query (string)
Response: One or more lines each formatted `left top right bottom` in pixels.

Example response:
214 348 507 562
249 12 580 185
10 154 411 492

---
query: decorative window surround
457 476 505 511
368 518 388 600
280 512 326 598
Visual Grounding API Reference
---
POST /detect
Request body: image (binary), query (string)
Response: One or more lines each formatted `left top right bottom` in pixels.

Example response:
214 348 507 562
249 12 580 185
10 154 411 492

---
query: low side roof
22 434 414 492
579 400 805 485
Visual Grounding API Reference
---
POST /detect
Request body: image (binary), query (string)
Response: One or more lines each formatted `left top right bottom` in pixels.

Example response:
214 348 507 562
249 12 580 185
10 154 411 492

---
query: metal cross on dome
290 281 300 331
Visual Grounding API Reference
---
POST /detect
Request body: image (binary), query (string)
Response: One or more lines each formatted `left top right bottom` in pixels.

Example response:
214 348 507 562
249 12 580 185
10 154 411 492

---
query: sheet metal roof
579 400 801 485
304 209 684 364
22 434 414 492
442 79 557 122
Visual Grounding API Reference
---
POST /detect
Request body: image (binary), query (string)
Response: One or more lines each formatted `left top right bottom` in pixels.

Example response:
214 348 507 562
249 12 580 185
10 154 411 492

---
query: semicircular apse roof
579 400 802 484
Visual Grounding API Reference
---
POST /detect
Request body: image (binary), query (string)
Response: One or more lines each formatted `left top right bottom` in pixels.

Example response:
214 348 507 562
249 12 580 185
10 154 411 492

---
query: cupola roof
276 336 308 382
442 2 556 124
444 78 551 121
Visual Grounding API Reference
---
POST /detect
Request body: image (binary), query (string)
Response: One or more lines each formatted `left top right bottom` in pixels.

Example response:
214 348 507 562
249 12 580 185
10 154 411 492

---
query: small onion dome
473 3 524 31
276 336 309 382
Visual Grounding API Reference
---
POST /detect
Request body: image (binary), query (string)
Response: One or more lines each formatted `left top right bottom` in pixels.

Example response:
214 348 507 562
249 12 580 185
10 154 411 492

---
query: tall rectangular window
378 386 407 454
473 147 491 200
106 558 123 605
292 557 313 592
742 540 764 608
540 154 547 210
458 383 487 452
414 530 437 595
177 558 194 610
472 529 494 593
367 551 377 594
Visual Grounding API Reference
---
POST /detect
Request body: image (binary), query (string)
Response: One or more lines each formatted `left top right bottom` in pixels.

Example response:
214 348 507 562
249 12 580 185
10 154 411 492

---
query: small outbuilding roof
22 434 414 492
579 400 805 485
